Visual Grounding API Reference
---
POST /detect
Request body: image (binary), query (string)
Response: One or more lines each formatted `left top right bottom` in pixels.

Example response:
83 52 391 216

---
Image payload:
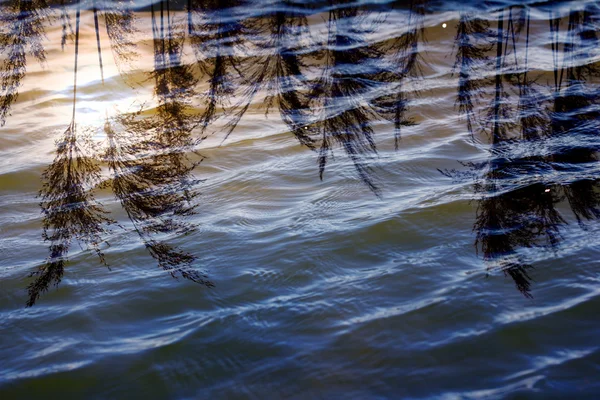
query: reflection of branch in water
188 0 247 139
96 1 209 287
60 0 74 50
28 2 113 306
27 0 211 305
549 8 600 225
0 0 50 126
150 0 198 154
92 0 105 82
473 6 600 296
150 0 201 195
306 6 383 194
514 10 549 143
84 0 139 81
452 13 492 138
472 8 564 297
238 3 316 149
102 0 138 74
474 164 565 297
103 114 211 286
373 0 425 149
152 0 196 104
485 9 513 145
29 124 113 306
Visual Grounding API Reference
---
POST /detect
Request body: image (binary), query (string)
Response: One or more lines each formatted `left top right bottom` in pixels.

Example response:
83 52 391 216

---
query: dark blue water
1 0 600 398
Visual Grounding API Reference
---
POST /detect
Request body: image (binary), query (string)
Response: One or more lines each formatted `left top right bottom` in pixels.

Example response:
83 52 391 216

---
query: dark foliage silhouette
102 0 138 74
0 0 50 126
549 7 600 225
60 0 75 50
453 14 492 138
443 5 600 296
237 2 316 149
99 1 209 285
372 0 426 149
2 0 599 304
28 1 113 306
473 7 566 297
303 5 385 194
188 0 248 140
103 112 210 286
27 0 210 306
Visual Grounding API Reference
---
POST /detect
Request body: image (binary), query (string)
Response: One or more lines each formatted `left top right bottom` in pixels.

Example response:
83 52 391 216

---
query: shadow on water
0 0 599 304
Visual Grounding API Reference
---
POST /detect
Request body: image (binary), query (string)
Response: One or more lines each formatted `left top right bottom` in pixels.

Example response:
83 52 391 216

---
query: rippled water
1 0 600 398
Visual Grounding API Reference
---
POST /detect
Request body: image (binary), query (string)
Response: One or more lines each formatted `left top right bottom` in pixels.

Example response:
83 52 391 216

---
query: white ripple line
495 285 600 325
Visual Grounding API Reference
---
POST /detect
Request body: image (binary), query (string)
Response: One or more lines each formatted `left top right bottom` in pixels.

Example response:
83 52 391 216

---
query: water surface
1 0 600 398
